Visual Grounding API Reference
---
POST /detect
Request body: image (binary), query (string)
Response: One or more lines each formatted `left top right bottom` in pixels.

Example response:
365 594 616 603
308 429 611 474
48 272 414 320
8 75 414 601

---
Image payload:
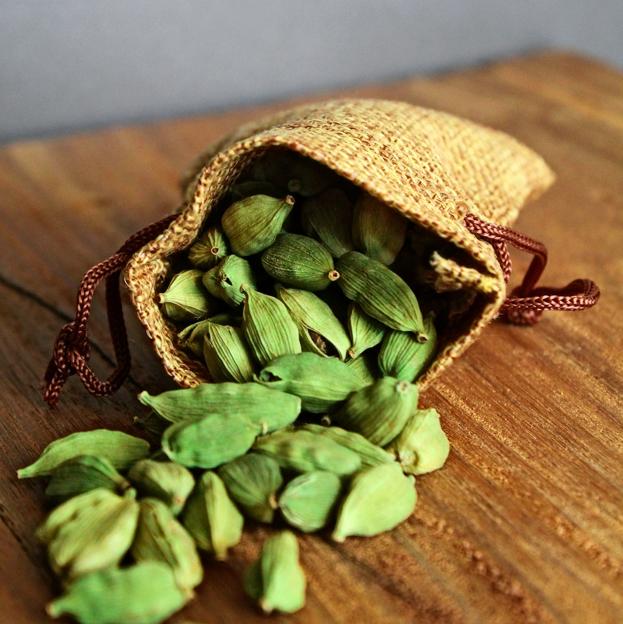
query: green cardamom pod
256 352 365 414
229 180 282 202
335 377 419 446
300 424 394 468
337 251 426 339
243 530 306 614
128 459 195 515
242 288 301 367
178 313 240 357
347 303 386 358
38 488 139 579
138 382 301 431
279 471 341 533
275 284 350 360
254 429 361 476
18 429 150 479
221 194 295 256
162 413 260 469
352 192 407 265
47 561 190 624
218 453 282 523
332 462 416 542
203 255 257 307
300 188 354 257
132 498 203 590
344 352 377 386
203 324 255 383
181 471 243 559
386 408 450 475
159 269 214 322
261 233 340 291
45 455 130 503
187 226 229 270
378 314 438 382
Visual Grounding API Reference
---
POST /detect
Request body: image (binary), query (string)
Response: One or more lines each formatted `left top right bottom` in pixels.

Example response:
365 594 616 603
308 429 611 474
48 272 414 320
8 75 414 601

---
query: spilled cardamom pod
159 269 213 322
347 303 386 358
203 324 255 383
187 226 229 269
178 313 240 357
344 352 377 386
202 255 257 307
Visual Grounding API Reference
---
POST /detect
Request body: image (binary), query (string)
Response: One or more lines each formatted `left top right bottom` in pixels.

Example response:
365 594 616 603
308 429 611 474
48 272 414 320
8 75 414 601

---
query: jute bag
43 99 599 406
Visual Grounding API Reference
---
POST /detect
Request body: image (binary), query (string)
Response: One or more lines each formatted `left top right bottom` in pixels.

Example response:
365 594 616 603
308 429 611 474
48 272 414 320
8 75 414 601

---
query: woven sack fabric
124 99 555 390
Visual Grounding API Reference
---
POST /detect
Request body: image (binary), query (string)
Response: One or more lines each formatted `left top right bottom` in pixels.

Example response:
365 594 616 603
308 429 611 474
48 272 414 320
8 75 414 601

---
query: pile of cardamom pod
20 151 453 624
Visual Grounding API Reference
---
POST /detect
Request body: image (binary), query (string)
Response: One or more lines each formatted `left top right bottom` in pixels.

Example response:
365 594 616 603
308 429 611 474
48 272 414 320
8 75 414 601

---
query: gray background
1 1 622 143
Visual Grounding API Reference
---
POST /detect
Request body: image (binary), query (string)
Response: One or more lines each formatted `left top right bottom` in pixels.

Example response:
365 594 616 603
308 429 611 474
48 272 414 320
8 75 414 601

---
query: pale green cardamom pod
378 314 438 382
218 453 283 523
352 192 407 265
131 498 203 590
254 429 361 476
386 408 450 475
332 463 416 542
300 188 354 257
337 251 426 339
159 269 214 322
162 413 260 469
228 180 282 202
344 352 377 386
203 324 255 383
47 561 190 624
45 455 130 503
275 284 350 360
202 255 257 307
128 459 195 515
181 471 243 559
187 226 229 270
221 194 295 256
178 313 240 357
335 377 419 446
18 429 150 479
244 530 306 614
256 352 365 414
261 233 340 291
242 288 301 367
347 303 386 358
279 471 341 532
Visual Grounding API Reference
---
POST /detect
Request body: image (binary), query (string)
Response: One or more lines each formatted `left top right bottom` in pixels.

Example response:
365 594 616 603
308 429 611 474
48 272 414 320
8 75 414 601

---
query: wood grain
0 51 621 624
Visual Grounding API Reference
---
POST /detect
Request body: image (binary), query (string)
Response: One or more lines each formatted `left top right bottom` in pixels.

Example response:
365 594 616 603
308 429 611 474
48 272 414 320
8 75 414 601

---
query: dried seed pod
256 352 365 414
218 453 283 523
347 303 386 358
187 226 229 269
332 463 416 542
178 313 240 357
203 255 257 307
261 233 340 291
181 471 243 560
221 194 295 256
203 324 255 383
344 352 377 386
335 377 419 446
159 269 213 322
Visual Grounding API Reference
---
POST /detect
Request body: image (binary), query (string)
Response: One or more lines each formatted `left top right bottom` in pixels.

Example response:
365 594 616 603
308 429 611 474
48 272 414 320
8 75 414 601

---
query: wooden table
0 52 621 624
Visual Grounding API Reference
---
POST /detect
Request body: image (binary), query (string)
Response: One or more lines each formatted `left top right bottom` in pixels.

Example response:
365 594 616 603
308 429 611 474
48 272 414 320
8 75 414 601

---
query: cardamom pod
47 562 190 624
352 192 407 265
45 455 130 503
162 413 260 469
242 288 301 367
203 324 255 383
344 352 377 386
378 314 438 382
279 471 341 532
337 251 426 339
187 226 229 269
128 459 195 515
275 284 350 360
256 352 365 413
335 377 419 446
254 429 362 476
300 188 354 257
244 531 306 614
386 408 450 475
218 453 282 523
332 463 416 542
132 498 203 590
221 194 295 256
18 429 150 479
347 303 386 358
138 382 301 431
178 313 240 357
261 233 340 291
159 269 213 322
181 471 243 559
203 255 257 307
229 180 282 201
